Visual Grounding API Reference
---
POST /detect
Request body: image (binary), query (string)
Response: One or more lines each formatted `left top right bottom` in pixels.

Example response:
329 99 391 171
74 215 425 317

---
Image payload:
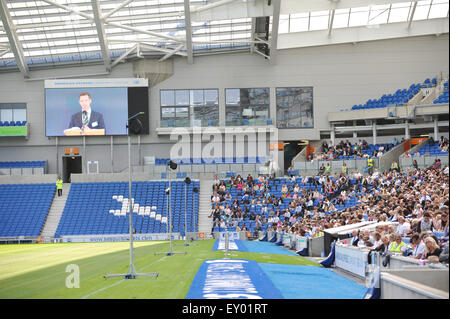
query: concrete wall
0 34 448 174
381 270 449 299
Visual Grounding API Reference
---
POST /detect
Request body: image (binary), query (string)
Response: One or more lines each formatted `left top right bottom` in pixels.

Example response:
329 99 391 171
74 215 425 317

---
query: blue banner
212 239 248 252
186 259 284 299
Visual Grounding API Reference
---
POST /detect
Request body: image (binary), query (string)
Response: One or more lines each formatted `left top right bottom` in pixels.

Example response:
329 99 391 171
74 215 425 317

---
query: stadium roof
0 0 448 77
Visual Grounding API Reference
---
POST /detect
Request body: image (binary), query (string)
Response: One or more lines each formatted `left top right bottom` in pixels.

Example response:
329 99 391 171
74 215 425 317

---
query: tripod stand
155 160 186 257
104 112 158 279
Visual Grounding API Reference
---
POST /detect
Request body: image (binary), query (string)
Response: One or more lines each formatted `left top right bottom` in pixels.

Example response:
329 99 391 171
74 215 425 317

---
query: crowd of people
210 159 449 265
307 139 396 161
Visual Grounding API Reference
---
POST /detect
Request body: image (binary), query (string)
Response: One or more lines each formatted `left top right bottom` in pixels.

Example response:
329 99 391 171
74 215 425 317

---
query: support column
372 121 377 145
111 135 114 173
330 124 335 145
405 120 410 140
353 121 357 138
434 116 439 141
83 136 86 173
55 137 59 176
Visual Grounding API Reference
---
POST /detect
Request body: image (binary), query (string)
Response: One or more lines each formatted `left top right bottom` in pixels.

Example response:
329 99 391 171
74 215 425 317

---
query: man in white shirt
410 234 426 259
395 216 410 237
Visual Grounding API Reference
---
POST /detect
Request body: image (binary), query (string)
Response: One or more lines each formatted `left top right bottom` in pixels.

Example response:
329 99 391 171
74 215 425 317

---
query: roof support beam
103 0 134 21
280 0 427 15
328 9 336 37
40 0 184 44
158 44 185 62
278 18 449 50
408 1 418 29
183 0 193 64
250 17 257 54
0 48 11 58
110 44 137 69
0 0 29 77
91 0 111 72
269 0 281 65
138 42 187 57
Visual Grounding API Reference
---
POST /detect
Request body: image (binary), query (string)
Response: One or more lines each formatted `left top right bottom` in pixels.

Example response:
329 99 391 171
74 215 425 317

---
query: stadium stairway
197 178 214 238
40 183 71 239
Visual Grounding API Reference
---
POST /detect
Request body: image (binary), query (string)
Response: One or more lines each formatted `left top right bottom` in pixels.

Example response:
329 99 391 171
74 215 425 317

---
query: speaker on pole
155 159 186 257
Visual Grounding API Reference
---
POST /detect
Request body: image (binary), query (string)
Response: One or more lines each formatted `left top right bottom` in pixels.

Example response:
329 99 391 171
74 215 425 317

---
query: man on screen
65 92 105 135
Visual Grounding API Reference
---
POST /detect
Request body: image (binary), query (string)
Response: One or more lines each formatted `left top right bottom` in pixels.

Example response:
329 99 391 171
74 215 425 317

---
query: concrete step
41 183 71 238
197 179 214 234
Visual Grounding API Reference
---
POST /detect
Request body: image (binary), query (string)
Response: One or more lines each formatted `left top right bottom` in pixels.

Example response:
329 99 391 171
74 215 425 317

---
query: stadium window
160 89 219 127
225 88 270 126
276 87 314 129
0 103 27 123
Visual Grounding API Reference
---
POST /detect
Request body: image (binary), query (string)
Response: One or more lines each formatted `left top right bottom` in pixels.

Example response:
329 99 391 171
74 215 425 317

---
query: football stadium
0 0 449 305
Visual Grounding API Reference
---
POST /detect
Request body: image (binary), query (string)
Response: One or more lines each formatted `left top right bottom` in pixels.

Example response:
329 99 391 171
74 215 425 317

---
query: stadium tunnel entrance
283 140 305 173
62 155 82 183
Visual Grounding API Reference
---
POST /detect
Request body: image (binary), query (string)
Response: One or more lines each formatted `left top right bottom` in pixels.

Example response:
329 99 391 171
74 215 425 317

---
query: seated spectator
439 241 449 264
389 234 408 254
423 236 442 260
410 233 426 259
420 213 433 232
395 216 411 237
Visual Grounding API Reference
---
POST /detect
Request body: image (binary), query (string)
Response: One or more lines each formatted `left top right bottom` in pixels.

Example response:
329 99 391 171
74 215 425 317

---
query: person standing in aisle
56 176 63 197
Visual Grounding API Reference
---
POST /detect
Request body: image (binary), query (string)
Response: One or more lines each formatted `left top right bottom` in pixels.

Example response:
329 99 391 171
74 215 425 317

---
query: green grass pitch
0 239 319 299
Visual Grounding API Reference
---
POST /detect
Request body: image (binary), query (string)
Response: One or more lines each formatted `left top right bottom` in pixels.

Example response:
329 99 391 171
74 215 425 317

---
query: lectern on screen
45 78 149 136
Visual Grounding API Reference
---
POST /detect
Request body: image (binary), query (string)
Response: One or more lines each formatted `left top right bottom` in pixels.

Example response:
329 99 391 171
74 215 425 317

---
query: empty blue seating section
154 157 267 165
0 161 46 168
0 183 55 237
433 81 449 104
417 142 448 156
350 77 437 111
55 181 199 237
0 120 26 126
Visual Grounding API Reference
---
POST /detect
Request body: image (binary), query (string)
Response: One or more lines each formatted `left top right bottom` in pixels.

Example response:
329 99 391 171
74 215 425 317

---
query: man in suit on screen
66 92 105 135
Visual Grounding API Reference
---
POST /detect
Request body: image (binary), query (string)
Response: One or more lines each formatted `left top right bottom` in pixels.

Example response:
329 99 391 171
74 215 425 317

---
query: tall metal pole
128 134 136 275
104 112 158 279
185 182 188 245
169 168 173 253
155 161 186 256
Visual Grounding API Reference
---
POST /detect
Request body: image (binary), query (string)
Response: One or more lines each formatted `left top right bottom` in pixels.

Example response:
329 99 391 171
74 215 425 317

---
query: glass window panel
276 87 313 129
368 5 390 24
428 2 449 18
191 90 204 106
193 106 219 126
388 4 411 23
176 107 189 118
13 108 26 121
226 88 241 105
279 15 289 33
349 7 370 27
204 89 218 106
333 9 350 28
161 107 175 118
161 90 175 106
226 88 269 126
309 14 329 31
289 16 309 32
175 90 189 105
226 105 243 126
0 109 13 122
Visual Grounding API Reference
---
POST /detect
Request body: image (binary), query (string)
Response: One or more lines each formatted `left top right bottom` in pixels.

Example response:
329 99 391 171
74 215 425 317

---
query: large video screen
45 78 149 136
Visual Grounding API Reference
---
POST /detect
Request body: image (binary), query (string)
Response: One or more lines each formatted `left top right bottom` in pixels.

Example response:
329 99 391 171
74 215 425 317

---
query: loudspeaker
168 160 178 170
